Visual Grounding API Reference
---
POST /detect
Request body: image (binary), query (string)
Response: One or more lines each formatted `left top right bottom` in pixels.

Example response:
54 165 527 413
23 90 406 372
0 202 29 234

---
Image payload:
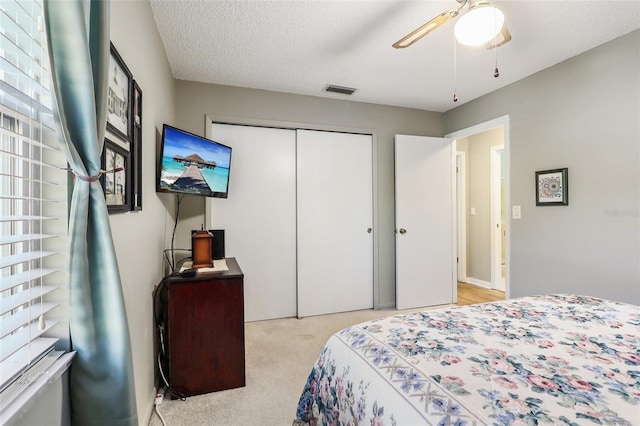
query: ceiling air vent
323 84 357 95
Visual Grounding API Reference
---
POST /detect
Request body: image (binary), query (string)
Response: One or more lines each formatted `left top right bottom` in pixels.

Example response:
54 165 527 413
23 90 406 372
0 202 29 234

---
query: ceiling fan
392 0 511 49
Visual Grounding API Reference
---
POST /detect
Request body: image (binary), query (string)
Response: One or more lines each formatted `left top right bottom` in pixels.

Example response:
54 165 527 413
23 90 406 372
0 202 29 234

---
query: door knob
399 228 407 234
367 228 372 234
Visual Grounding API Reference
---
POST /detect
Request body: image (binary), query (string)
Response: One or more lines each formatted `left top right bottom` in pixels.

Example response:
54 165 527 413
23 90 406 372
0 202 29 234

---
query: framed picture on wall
101 138 131 213
535 168 568 206
131 80 143 211
133 80 142 128
107 42 132 143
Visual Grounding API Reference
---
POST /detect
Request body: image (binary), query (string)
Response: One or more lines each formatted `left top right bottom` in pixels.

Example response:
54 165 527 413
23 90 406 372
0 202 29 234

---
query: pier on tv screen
157 125 232 198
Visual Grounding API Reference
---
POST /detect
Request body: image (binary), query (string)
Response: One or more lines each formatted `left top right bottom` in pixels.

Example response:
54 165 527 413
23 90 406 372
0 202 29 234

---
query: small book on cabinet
180 258 229 274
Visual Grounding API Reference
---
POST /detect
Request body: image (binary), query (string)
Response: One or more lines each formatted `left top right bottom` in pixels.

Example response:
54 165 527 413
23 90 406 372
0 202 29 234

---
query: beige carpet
148 306 450 426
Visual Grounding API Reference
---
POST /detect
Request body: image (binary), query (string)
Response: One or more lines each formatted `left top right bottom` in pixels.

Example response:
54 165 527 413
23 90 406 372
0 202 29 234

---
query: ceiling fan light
454 6 505 46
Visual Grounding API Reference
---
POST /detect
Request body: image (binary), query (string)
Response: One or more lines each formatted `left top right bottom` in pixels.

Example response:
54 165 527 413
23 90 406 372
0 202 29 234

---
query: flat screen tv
157 124 232 198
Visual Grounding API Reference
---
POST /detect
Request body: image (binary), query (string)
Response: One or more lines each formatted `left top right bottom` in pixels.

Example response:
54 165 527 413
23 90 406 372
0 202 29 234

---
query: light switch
470 207 476 216
512 205 521 219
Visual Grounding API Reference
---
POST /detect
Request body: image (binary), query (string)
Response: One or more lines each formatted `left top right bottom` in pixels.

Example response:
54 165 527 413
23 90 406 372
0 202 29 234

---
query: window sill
0 352 75 426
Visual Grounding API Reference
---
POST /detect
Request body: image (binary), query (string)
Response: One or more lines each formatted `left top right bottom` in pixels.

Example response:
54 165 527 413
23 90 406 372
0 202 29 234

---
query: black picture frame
107 42 132 143
535 168 568 206
131 80 143 211
101 138 131 213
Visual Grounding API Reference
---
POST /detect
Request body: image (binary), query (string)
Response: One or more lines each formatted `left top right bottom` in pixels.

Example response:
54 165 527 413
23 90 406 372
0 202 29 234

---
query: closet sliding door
296 130 374 317
208 124 296 322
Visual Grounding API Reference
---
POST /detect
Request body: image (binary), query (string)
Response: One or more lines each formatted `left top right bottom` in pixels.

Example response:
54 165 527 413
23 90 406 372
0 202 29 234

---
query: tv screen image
157 124 232 198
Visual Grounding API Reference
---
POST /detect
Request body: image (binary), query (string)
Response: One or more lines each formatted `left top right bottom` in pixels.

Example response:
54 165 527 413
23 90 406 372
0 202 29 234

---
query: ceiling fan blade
392 9 459 49
485 23 512 49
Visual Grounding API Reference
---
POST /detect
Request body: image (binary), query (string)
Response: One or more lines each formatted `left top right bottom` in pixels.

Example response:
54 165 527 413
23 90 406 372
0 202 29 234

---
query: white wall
108 1 175 423
444 30 640 304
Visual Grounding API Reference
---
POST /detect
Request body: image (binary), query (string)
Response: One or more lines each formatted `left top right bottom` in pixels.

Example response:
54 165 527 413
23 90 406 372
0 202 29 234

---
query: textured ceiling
149 0 640 113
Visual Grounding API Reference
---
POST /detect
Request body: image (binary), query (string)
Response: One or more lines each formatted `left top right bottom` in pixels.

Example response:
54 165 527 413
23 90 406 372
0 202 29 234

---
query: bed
293 294 640 425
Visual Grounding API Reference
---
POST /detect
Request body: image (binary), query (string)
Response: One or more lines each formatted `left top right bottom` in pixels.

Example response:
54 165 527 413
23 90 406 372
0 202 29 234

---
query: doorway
490 145 505 291
456 151 467 283
447 116 510 299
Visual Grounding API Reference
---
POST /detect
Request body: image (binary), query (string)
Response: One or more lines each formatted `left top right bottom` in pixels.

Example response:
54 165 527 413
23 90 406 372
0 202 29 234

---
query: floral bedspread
293 294 640 426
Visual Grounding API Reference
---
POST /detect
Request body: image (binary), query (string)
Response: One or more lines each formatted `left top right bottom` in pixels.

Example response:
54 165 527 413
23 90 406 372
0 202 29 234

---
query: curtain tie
61 167 123 182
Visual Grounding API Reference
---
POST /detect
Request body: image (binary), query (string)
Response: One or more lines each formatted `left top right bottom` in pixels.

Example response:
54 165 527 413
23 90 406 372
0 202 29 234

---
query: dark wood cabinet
165 258 245 396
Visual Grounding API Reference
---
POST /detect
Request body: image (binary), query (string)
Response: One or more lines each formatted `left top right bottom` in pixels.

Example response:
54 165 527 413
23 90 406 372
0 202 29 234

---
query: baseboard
465 277 492 289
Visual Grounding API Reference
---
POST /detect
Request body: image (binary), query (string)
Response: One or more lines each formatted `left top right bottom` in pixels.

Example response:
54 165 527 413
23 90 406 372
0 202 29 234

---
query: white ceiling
148 0 640 113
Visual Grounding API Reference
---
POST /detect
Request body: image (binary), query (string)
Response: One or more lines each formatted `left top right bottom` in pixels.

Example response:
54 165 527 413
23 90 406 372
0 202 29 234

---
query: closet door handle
399 228 407 234
367 228 372 234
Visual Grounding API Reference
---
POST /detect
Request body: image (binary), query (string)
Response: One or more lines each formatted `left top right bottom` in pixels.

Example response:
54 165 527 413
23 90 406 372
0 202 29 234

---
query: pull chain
493 3 500 78
494 41 500 78
453 36 459 102
38 14 46 331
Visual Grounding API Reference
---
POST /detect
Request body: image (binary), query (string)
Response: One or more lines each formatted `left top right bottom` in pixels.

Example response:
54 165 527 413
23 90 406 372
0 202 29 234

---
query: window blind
0 0 68 392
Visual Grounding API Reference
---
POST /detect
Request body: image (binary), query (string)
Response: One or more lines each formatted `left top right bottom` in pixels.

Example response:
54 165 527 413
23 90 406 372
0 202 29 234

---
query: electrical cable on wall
169 194 186 272
163 248 191 273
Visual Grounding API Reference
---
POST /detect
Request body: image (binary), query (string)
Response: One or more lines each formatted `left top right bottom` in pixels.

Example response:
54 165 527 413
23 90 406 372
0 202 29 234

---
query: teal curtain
43 1 137 425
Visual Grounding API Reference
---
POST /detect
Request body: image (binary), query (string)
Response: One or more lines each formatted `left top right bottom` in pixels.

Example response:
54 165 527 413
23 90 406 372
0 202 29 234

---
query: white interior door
208 123 296 322
297 129 373 317
395 135 455 310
